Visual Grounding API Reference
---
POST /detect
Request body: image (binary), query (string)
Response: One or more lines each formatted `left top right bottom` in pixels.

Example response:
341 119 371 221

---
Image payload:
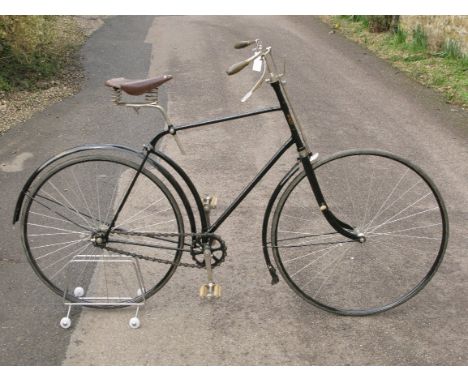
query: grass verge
321 16 468 108
0 16 102 135
0 16 86 92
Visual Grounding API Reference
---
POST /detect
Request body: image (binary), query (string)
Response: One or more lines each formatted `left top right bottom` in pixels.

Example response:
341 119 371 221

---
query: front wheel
271 150 448 316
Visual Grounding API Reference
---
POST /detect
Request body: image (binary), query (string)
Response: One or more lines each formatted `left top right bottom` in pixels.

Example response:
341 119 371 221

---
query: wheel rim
272 150 448 315
21 155 184 306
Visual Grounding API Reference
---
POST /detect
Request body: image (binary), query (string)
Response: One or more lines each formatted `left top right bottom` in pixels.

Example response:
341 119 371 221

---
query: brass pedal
199 283 222 299
213 284 221 298
209 195 218 210
199 284 208 298
203 195 218 212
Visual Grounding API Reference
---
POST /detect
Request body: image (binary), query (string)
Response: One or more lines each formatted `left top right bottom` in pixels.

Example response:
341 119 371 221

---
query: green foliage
327 15 468 107
0 16 81 92
411 25 428 52
393 27 407 45
402 54 425 62
441 39 464 60
351 15 369 28
349 15 366 22
462 56 468 68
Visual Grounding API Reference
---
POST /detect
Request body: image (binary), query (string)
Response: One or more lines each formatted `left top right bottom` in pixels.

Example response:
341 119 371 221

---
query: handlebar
226 49 263 76
234 40 256 49
226 40 309 151
226 40 275 102
226 60 250 75
226 39 268 76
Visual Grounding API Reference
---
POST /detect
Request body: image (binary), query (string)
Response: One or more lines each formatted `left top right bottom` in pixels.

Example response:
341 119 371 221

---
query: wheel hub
91 231 107 248
357 232 366 243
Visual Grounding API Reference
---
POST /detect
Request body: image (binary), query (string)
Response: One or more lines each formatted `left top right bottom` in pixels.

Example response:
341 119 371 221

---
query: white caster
60 317 72 329
129 317 140 329
73 286 85 297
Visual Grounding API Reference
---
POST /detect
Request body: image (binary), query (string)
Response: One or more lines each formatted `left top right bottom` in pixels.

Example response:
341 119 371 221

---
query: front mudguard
261 161 301 284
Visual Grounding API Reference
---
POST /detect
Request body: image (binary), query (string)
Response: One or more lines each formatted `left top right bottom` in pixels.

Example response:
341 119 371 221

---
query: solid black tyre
20 153 185 307
271 149 448 316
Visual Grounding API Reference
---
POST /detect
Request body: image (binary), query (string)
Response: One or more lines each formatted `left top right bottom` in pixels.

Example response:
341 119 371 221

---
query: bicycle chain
106 231 227 269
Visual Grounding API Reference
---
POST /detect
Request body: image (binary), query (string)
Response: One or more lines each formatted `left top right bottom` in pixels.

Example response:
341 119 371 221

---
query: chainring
191 234 227 268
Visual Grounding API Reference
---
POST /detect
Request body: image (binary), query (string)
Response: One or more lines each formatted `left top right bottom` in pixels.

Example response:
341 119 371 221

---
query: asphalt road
1 16 467 365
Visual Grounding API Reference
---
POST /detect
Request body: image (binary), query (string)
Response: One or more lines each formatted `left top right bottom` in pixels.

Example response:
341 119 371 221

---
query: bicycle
13 39 449 319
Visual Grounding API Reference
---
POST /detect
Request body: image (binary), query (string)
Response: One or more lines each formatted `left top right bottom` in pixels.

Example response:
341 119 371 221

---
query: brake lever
241 56 267 103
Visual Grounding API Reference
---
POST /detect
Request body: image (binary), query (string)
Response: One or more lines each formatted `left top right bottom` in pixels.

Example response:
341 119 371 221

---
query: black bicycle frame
107 80 361 242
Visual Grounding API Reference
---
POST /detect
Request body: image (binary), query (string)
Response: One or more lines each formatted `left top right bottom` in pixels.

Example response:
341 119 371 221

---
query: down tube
208 137 294 234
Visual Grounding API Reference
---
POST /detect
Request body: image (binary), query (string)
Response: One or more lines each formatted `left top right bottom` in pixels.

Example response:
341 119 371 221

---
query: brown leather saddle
105 74 172 96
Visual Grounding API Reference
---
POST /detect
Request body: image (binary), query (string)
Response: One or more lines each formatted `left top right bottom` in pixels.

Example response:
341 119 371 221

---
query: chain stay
106 231 226 269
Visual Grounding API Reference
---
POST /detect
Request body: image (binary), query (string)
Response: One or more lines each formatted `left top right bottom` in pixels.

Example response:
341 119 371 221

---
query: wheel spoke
48 243 93 277
366 205 438 234
26 193 93 232
113 197 164 229
287 242 352 268
45 181 95 230
312 245 353 298
71 167 96 225
363 168 410 232
127 219 176 233
28 222 87 235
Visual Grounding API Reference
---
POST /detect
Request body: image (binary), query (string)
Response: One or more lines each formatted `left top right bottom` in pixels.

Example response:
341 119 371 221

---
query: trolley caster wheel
60 317 72 329
129 317 140 329
73 286 85 297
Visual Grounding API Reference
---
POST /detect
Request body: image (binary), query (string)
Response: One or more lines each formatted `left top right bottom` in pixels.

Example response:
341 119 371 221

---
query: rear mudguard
150 148 208 233
262 161 301 284
12 144 204 238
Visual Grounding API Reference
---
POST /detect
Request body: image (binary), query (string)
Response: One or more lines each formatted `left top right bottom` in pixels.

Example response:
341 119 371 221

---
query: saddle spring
111 88 159 105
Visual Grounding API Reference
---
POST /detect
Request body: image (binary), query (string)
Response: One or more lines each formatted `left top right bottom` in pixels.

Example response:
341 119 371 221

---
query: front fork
300 155 365 243
270 78 364 243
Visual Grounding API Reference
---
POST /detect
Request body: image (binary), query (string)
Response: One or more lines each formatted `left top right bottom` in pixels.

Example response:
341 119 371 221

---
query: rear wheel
271 150 448 315
20 153 185 306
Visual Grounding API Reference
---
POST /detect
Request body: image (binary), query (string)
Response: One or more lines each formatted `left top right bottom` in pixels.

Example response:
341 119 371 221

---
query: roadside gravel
0 16 105 135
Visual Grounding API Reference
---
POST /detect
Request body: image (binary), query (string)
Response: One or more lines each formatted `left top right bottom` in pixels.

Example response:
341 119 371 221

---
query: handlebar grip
234 40 255 49
226 60 250 75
